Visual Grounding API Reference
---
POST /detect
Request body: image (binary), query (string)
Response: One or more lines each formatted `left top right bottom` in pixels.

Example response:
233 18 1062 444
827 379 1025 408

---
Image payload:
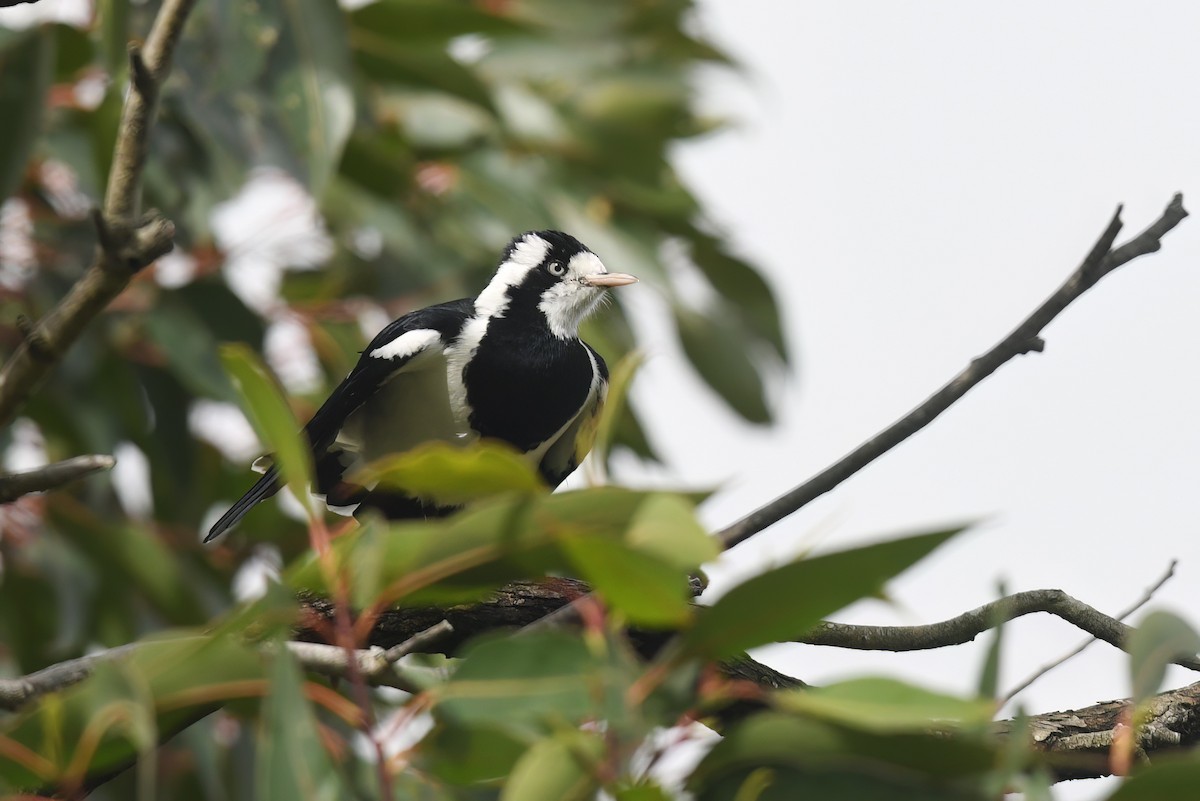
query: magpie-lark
205 230 637 542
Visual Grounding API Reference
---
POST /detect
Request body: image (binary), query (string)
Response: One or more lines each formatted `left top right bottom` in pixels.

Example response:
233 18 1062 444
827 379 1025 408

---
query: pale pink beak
583 272 638 288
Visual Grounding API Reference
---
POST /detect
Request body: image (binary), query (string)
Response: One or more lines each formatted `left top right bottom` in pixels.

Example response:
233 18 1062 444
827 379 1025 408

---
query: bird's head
475 230 638 338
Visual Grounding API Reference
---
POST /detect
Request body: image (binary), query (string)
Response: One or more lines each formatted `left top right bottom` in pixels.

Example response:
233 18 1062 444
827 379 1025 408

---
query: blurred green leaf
436 631 618 735
269 0 355 194
257 648 345 801
690 712 995 800
219 343 314 521
675 305 771 424
625 493 719 570
352 439 547 507
500 730 605 801
617 785 673 801
288 488 705 607
1106 758 1200 800
51 24 93 80
349 0 527 42
144 300 236 402
774 678 995 733
94 0 130 73
1128 610 1200 705
688 232 788 360
590 350 643 475
976 581 1007 700
560 536 692 627
0 632 264 793
0 28 54 202
682 528 966 660
352 37 497 113
420 721 528 785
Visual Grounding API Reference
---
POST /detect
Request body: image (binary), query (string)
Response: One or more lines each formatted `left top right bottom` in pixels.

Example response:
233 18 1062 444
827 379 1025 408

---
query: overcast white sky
621 3 1200 797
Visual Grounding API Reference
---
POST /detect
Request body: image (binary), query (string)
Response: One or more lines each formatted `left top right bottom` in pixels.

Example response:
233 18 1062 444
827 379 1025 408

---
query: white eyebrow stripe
473 233 551 319
369 328 442 360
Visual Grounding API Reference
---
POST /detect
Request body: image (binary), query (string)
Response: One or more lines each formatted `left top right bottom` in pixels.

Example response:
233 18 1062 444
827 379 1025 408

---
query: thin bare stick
799 581 1200 673
1000 561 1179 705
0 0 198 427
718 195 1189 549
0 454 115 503
0 623 453 713
0 644 139 711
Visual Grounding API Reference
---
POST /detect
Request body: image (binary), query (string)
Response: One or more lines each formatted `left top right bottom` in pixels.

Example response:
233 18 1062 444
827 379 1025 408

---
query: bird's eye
546 261 566 277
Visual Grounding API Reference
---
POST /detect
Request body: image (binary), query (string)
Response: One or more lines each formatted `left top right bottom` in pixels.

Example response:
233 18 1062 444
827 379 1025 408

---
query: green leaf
589 350 644 475
0 633 264 792
1106 758 1200 801
976 581 1007 699
352 37 497 113
674 305 771 424
501 730 605 801
616 785 673 801
560 536 692 627
0 28 55 202
350 0 527 43
219 343 314 521
774 678 995 733
287 488 705 607
271 0 355 195
557 493 716 627
352 439 547 507
688 232 788 361
682 527 966 660
258 648 345 801
624 493 719 571
690 712 996 800
420 722 528 785
1128 610 1200 705
144 300 236 402
436 631 621 735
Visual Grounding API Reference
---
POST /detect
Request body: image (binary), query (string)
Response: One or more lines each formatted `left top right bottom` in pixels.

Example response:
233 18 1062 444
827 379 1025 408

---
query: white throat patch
539 250 608 339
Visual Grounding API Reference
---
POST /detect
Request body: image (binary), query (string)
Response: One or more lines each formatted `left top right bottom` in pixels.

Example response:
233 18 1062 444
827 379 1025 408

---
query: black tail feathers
203 467 282 543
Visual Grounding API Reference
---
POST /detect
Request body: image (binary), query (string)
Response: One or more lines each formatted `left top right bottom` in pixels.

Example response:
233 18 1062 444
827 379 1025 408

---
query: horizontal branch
0 454 115 504
0 644 139 711
799 587 1200 672
1000 680 1200 782
282 622 451 695
0 622 453 713
718 194 1189 549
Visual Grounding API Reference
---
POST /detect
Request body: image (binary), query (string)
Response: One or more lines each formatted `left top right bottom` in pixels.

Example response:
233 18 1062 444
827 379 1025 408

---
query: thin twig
0 454 115 504
0 624 454 713
799 581 1200 673
0 644 140 711
1000 561 1179 705
383 619 453 662
0 0 198 428
717 195 1189 549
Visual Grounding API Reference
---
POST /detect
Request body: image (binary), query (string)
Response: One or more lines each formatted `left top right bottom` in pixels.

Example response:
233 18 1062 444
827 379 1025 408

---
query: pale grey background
622 3 1200 797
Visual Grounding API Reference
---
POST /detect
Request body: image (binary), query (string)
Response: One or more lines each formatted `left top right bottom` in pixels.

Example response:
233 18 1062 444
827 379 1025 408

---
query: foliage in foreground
2 1 1200 799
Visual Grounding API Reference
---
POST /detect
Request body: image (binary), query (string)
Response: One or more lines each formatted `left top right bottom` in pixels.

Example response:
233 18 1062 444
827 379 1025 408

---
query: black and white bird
205 230 636 542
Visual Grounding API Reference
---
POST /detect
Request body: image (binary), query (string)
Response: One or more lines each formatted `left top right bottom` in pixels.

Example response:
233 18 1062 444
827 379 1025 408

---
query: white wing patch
369 328 441 360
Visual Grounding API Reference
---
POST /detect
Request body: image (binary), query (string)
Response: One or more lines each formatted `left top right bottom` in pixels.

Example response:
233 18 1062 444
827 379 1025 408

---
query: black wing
204 298 473 542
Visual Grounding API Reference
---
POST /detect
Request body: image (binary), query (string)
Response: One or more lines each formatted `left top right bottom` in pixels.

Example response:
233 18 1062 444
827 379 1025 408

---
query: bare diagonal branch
0 0 199 428
718 194 1189 549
